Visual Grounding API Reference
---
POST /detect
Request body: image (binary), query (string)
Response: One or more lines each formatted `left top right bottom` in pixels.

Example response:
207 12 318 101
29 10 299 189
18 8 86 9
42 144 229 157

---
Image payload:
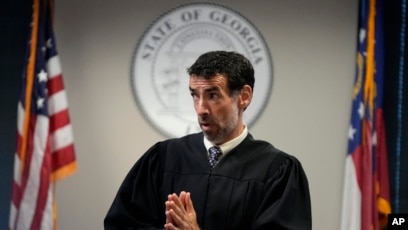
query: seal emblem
131 2 273 137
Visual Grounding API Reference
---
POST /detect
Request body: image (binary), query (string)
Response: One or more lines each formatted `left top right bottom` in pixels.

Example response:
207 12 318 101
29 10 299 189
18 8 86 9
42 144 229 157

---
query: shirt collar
204 125 248 155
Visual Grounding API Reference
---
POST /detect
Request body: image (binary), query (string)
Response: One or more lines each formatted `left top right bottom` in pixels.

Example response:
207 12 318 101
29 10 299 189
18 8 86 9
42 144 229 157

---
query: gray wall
54 0 358 229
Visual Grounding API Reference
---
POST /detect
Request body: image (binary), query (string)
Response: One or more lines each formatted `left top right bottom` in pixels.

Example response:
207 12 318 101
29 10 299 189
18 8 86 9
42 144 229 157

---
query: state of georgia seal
131 2 273 138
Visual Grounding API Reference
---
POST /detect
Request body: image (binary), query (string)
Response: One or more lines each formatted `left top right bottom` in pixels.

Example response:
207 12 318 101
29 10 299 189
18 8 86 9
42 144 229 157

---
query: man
104 51 312 229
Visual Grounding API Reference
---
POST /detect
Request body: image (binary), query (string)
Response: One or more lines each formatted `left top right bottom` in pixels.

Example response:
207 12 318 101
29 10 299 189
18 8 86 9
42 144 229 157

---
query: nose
195 98 209 116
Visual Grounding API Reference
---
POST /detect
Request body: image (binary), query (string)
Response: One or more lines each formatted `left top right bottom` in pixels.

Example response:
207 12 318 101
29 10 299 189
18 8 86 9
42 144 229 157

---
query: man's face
189 74 243 144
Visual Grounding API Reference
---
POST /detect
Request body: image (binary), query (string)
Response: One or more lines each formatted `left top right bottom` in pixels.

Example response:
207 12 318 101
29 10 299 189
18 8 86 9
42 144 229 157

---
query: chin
203 132 216 142
204 133 226 145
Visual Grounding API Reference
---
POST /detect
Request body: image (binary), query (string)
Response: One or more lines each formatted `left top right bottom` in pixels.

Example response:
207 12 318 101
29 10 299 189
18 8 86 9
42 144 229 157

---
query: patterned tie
208 146 222 169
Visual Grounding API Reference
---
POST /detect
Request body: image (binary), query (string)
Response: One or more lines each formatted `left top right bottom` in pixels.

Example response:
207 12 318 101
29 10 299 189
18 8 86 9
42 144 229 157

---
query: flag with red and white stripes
340 0 391 229
9 0 77 229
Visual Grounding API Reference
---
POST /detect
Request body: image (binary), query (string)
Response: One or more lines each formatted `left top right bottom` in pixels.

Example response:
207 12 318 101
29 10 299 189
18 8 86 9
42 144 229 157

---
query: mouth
199 116 215 132
200 122 211 131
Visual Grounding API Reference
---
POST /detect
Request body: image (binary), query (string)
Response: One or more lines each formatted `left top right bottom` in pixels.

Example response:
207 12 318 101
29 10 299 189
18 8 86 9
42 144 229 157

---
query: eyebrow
189 86 220 92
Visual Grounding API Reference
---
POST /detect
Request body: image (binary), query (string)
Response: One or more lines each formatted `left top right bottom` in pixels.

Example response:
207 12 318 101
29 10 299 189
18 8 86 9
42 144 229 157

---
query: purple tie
208 146 222 169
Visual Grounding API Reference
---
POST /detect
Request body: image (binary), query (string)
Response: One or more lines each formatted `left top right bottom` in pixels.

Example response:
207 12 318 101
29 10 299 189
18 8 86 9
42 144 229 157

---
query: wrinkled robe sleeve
104 144 165 230
253 153 312 230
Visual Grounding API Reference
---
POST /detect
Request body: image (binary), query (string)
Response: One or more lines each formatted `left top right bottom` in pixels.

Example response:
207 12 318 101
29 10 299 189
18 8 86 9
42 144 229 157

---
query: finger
165 197 172 211
164 222 177 230
168 194 186 218
165 201 172 224
170 193 184 208
166 203 183 227
165 209 178 227
179 191 187 205
167 194 179 212
185 192 195 214
168 208 184 228
167 195 185 225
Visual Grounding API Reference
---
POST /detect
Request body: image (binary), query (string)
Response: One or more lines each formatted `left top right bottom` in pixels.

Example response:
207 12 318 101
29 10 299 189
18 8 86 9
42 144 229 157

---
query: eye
210 93 219 99
190 92 199 102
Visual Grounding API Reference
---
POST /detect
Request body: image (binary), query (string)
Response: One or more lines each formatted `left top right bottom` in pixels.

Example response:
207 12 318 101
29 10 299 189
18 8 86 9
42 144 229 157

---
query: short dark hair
187 51 255 94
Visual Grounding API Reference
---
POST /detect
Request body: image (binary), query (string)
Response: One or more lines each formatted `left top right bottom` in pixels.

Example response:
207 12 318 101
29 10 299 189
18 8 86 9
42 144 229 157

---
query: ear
238 85 252 110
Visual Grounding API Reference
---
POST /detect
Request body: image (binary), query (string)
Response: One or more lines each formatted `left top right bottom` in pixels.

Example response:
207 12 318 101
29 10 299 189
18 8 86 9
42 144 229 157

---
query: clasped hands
164 191 200 230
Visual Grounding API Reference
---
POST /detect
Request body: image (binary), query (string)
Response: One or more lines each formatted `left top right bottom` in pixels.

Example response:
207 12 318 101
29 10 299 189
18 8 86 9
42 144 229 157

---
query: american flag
9 0 77 229
340 0 391 229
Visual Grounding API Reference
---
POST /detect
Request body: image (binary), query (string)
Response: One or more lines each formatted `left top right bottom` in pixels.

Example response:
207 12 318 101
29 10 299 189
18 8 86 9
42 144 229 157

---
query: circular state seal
131 2 273 138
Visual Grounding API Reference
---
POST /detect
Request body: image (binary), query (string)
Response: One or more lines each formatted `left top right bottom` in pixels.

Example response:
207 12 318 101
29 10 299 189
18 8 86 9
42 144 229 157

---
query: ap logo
388 214 408 229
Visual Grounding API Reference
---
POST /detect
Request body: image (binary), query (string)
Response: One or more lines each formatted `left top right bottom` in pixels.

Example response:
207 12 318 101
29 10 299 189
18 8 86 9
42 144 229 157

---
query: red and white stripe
9 55 76 230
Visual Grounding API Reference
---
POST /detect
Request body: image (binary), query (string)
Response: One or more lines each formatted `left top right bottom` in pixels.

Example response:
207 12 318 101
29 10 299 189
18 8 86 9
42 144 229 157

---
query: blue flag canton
347 30 367 155
21 1 59 117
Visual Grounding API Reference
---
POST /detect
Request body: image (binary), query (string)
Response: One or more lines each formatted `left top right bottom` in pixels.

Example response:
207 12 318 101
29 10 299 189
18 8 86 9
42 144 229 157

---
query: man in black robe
104 51 312 230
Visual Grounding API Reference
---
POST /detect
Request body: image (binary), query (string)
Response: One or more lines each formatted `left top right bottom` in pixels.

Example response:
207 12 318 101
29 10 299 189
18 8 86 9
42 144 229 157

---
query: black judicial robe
104 133 312 230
